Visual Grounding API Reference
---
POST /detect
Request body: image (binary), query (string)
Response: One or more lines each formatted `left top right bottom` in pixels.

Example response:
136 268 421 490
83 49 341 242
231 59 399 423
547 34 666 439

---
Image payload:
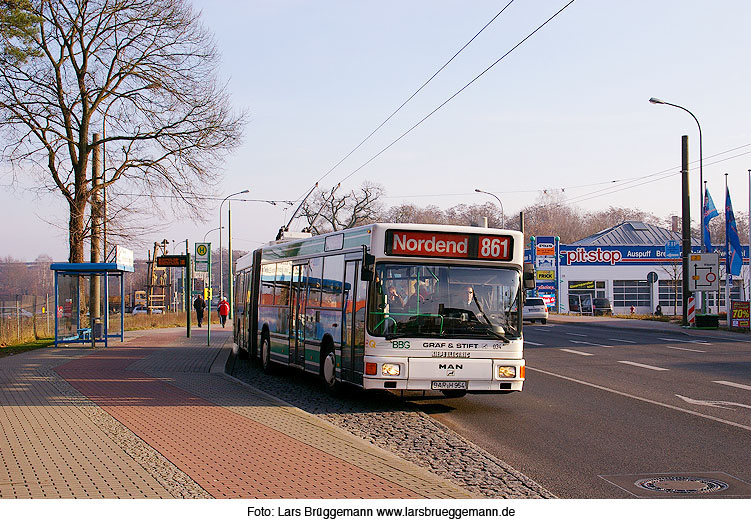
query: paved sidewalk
1 326 475 499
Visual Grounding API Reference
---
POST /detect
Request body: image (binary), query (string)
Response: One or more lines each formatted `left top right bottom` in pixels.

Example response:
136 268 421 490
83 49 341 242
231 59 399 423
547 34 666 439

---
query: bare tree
381 202 446 225
301 181 384 234
0 0 246 262
582 206 661 236
445 202 504 228
521 191 585 244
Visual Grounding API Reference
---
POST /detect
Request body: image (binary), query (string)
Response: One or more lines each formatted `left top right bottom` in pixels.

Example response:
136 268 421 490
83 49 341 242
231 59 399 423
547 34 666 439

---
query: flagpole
726 174 731 327
747 169 750 301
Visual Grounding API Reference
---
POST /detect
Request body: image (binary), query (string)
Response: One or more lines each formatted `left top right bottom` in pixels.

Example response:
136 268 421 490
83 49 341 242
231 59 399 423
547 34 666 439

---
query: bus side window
275 263 291 305
260 263 275 305
307 257 323 308
322 254 344 308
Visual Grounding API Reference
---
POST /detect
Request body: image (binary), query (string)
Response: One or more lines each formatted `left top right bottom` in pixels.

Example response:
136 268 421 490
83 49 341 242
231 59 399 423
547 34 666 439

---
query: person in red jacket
217 297 230 327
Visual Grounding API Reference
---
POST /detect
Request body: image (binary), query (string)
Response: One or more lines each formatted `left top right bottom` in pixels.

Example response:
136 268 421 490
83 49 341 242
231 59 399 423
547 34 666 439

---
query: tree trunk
68 198 87 263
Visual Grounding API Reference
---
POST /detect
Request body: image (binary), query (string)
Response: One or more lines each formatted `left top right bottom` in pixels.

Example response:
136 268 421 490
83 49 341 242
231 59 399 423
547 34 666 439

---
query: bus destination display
385 230 513 261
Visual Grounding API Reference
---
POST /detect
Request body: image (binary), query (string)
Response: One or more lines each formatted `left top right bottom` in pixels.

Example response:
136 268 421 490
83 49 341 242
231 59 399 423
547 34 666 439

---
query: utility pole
186 245 191 338
681 136 691 327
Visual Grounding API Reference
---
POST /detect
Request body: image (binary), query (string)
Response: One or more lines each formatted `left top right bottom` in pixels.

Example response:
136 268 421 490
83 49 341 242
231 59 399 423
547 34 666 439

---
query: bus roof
231 224 524 271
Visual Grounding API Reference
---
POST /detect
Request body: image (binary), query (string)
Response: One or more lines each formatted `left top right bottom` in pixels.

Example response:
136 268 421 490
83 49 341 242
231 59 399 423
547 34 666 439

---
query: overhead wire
563 149 751 206
287 1 518 209
330 0 577 189
380 142 751 205
117 193 294 206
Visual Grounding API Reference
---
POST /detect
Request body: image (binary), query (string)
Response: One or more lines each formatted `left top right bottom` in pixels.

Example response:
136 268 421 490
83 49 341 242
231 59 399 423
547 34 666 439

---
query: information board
688 253 719 292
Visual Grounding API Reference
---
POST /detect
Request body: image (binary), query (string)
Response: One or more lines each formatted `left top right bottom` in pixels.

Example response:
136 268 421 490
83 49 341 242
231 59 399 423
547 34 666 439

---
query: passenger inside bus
386 283 406 312
405 278 433 311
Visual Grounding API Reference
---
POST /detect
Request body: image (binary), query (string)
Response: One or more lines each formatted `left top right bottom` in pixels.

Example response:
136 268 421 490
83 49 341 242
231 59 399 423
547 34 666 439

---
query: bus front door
289 264 306 367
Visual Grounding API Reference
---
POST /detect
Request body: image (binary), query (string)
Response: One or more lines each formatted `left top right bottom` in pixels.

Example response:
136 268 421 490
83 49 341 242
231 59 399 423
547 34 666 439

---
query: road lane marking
569 340 612 348
675 394 751 409
713 380 751 391
559 348 593 356
565 332 588 337
618 361 668 371
666 345 706 353
524 341 544 346
527 367 751 432
659 338 710 345
609 338 637 343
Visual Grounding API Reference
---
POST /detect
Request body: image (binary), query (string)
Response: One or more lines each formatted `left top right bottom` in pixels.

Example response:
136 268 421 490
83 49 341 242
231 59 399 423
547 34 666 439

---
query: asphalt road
412 318 751 498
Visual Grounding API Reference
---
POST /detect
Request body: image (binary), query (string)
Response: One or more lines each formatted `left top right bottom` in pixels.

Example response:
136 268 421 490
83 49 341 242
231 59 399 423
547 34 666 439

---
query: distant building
531 221 749 315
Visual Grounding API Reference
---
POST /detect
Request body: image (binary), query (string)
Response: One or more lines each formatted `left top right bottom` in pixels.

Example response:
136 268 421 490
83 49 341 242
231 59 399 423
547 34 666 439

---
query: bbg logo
391 340 410 349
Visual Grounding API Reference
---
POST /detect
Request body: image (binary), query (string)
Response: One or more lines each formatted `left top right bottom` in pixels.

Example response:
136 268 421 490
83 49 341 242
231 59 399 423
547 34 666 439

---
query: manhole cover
634 476 729 494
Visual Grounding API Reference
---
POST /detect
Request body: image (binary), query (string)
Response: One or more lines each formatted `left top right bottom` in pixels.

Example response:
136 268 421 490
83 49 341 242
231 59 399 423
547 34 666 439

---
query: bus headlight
382 363 401 376
496 366 516 378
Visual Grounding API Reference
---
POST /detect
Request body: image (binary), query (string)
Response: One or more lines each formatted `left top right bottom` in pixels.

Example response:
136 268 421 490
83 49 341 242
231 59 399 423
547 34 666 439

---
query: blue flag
725 186 743 276
703 188 719 251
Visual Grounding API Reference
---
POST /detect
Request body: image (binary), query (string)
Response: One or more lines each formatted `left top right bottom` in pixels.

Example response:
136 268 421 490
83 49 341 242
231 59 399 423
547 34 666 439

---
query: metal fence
0 295 55 346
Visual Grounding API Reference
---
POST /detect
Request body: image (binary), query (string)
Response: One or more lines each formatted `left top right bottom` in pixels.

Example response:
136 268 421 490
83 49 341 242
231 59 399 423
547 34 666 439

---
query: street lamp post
649 98 703 241
204 226 223 242
474 188 505 228
650 97 704 314
219 190 249 305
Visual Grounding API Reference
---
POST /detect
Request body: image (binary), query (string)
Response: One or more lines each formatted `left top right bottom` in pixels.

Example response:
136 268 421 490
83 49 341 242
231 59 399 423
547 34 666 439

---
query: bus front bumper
362 357 525 392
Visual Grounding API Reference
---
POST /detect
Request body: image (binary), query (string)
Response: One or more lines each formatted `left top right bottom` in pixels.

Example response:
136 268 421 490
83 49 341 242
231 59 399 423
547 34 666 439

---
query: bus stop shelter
50 262 134 347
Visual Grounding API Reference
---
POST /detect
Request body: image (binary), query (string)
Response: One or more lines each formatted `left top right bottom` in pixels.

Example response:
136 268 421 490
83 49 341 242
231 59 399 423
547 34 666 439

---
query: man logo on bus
565 247 623 265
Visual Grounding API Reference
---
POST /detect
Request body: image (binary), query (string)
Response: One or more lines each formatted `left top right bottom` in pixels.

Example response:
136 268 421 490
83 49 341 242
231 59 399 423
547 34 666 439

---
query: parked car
131 305 163 315
592 298 613 316
523 297 548 324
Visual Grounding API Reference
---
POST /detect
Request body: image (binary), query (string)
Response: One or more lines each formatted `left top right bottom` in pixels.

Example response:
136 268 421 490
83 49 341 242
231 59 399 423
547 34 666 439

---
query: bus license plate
431 381 468 390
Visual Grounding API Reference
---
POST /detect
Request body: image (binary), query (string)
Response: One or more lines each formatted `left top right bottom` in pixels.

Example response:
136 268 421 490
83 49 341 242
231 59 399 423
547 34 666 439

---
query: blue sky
4 0 751 260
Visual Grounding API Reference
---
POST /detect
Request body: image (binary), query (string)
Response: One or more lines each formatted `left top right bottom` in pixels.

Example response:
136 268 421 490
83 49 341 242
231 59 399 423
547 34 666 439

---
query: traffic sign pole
207 258 211 347
195 242 212 346
186 248 191 338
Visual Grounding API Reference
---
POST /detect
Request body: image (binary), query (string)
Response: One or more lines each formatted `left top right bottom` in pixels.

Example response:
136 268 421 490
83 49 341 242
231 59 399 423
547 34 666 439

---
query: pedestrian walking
218 297 230 328
194 295 206 327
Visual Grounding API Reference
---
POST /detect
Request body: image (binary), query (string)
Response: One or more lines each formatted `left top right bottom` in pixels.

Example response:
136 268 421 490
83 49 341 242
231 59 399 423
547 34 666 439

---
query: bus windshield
369 263 521 339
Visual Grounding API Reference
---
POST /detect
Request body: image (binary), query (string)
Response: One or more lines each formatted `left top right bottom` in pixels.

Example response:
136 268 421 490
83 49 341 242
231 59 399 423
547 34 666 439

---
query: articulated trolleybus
233 223 534 397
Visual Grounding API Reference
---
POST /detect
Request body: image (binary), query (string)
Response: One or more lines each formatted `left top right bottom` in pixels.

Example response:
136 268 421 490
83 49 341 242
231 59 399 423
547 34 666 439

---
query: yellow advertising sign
536 270 555 280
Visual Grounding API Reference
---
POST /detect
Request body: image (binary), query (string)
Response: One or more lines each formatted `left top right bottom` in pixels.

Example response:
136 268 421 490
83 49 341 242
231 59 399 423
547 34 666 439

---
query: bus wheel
441 389 467 398
321 349 339 393
261 337 274 373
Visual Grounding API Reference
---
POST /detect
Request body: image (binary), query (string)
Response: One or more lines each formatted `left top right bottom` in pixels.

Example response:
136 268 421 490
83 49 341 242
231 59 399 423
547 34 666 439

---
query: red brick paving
54 338 421 499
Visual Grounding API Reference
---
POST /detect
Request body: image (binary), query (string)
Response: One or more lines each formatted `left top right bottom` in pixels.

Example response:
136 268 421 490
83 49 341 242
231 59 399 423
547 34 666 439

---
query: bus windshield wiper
484 327 510 343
